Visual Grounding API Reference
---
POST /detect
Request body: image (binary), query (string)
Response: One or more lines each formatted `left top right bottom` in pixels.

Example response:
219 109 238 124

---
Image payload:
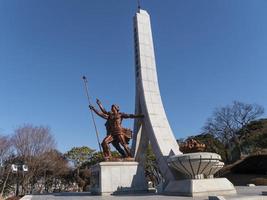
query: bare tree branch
203 101 264 162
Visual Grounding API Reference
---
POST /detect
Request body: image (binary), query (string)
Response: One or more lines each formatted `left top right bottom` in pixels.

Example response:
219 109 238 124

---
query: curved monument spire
131 9 182 182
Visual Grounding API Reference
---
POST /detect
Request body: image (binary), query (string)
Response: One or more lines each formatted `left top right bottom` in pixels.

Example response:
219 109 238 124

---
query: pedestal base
164 178 236 197
90 161 147 195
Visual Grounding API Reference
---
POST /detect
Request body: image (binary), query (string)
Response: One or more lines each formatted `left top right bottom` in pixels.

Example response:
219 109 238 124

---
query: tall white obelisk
131 8 236 197
132 8 182 182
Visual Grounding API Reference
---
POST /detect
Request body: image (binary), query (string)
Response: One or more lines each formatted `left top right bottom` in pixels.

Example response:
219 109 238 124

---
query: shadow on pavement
53 192 92 196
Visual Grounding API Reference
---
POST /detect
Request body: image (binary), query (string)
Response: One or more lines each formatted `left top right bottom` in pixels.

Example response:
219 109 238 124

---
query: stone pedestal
90 161 147 195
164 178 236 197
165 152 236 196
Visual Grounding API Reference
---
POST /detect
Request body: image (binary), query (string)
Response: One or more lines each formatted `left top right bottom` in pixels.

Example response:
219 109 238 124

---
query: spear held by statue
82 76 103 154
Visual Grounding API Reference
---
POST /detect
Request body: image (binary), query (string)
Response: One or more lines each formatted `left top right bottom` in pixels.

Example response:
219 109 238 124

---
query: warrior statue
89 99 143 160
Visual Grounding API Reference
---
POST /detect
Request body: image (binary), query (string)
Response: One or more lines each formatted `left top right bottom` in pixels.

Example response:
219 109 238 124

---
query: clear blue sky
1 0 267 153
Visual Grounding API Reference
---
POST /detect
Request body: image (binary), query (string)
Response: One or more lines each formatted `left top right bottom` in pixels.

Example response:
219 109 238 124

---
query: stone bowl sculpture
167 152 224 179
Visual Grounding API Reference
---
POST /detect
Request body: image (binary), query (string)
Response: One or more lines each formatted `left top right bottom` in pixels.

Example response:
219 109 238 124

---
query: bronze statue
89 99 143 160
179 138 206 153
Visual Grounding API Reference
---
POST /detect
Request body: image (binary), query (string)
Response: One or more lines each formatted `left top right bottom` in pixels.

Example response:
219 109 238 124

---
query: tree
203 101 264 162
86 151 104 166
37 149 71 193
0 136 13 198
238 119 267 154
11 124 56 194
12 125 55 158
65 146 95 167
64 146 95 191
0 136 11 165
144 144 162 187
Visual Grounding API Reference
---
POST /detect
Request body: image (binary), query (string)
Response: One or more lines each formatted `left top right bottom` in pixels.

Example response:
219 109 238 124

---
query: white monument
131 9 182 182
90 7 236 197
131 8 236 197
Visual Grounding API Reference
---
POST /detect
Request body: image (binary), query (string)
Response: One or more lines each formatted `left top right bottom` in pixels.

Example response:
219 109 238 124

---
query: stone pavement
21 186 267 200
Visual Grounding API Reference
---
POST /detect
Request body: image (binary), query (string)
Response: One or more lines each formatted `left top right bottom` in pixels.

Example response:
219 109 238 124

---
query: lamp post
11 163 28 196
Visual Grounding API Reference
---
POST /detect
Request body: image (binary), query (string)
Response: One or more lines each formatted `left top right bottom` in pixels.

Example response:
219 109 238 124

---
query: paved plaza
21 186 267 200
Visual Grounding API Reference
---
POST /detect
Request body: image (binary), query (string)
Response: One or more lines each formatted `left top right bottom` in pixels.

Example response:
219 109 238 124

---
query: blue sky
1 0 267 153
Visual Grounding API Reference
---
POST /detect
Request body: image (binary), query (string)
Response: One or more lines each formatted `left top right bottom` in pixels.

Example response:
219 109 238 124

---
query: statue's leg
118 134 132 157
112 140 126 157
101 135 113 159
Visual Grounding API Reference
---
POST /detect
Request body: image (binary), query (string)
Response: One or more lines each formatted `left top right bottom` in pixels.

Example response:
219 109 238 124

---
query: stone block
90 161 147 195
164 178 236 197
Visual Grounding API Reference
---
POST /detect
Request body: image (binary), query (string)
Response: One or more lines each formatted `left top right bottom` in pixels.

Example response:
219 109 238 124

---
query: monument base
164 178 236 197
90 161 147 195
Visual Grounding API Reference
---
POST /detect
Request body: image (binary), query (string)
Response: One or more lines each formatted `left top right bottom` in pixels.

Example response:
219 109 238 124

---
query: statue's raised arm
89 105 108 119
96 99 108 114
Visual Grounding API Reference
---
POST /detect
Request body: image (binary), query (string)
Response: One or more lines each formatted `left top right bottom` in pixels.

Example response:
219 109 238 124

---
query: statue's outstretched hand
132 114 144 118
89 105 94 110
96 98 101 104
